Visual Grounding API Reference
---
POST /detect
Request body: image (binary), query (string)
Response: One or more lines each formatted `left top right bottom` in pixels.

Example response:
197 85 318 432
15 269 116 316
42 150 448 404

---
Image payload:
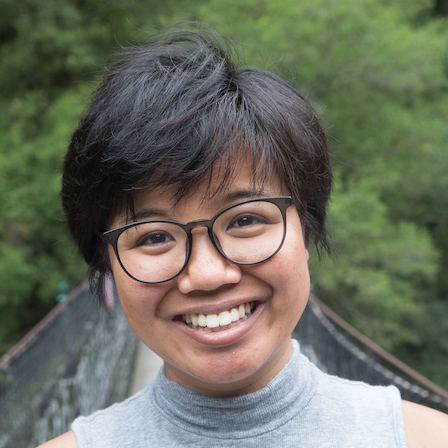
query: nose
177 227 242 294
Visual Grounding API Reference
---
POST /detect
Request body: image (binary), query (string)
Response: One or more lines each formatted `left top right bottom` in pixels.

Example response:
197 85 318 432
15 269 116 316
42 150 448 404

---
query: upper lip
175 299 261 318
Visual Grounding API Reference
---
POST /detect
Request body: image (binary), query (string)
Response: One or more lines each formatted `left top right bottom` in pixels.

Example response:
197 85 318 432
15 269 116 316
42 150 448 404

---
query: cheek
111 262 164 329
114 282 166 348
256 243 310 308
270 242 309 284
252 253 310 340
274 253 310 329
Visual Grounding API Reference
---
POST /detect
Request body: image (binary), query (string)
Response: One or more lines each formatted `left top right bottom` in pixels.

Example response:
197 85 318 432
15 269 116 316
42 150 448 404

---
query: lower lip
173 302 266 347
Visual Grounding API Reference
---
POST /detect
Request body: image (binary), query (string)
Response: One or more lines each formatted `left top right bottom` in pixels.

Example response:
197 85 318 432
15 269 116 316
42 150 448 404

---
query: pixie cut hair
61 24 333 301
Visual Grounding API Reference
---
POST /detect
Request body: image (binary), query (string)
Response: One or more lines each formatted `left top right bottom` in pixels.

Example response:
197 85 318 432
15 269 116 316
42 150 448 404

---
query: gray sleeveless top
72 340 407 447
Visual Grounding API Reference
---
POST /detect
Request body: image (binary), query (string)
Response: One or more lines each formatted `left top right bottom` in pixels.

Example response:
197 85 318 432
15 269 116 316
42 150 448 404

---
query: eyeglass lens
115 200 286 283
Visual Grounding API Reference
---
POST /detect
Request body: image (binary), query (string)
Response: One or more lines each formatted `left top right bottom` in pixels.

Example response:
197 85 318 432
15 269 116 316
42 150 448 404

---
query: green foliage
0 0 151 94
0 87 90 352
310 178 438 351
434 0 448 16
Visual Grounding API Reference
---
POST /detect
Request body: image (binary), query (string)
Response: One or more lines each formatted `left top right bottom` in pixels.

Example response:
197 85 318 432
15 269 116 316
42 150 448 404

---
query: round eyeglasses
101 196 294 284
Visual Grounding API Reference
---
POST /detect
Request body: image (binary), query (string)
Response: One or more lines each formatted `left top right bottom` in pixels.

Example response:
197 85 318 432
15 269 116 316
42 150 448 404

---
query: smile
183 302 254 332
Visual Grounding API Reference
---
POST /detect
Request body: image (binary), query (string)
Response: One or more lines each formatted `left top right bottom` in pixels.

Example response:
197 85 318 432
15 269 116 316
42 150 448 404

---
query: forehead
115 159 286 226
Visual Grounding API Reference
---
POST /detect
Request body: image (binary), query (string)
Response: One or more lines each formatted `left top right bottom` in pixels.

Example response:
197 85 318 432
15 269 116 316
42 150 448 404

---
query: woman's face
108 162 310 397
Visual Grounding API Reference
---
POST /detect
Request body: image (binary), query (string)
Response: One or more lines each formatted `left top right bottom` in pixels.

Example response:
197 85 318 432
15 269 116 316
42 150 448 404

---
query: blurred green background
1 0 447 388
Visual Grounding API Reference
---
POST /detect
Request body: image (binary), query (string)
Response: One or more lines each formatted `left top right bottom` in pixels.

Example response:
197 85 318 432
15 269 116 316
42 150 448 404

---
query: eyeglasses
101 196 294 284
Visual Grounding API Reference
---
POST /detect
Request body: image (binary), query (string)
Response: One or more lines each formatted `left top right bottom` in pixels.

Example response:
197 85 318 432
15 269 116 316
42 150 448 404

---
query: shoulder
402 400 448 448
35 388 152 448
37 430 77 448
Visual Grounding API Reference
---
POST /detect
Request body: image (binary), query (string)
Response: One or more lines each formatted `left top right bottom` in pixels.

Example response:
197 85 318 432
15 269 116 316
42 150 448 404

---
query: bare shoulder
402 400 448 448
37 430 77 448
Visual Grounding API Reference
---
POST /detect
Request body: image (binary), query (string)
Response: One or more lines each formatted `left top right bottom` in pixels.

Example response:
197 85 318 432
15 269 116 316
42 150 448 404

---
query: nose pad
177 228 242 294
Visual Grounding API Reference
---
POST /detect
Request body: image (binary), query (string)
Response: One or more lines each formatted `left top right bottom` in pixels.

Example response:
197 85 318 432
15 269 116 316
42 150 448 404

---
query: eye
229 214 267 229
139 231 175 246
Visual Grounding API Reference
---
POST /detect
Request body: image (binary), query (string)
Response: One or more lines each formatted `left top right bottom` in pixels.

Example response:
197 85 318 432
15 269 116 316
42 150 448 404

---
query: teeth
206 314 219 328
230 308 240 322
183 302 254 332
218 311 232 326
198 314 206 327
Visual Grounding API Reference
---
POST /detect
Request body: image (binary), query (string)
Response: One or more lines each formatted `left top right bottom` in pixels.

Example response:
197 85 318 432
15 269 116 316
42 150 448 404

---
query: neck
164 338 294 397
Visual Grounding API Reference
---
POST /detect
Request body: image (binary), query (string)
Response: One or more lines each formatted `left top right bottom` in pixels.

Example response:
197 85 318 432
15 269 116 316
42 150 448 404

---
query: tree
310 177 438 351
0 87 89 351
434 0 448 16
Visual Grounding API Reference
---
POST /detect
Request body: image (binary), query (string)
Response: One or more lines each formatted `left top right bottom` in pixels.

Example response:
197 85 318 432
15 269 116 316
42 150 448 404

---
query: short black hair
61 23 332 303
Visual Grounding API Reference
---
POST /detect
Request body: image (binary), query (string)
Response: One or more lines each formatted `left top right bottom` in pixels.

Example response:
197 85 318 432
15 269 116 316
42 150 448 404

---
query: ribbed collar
150 340 317 439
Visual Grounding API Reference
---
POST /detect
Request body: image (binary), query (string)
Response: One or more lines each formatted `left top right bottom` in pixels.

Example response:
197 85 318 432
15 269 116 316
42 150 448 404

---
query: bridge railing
0 282 138 448
294 295 448 414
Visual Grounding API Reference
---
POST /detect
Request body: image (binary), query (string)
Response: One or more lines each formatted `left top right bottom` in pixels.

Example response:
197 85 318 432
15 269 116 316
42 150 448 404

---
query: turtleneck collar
150 340 317 438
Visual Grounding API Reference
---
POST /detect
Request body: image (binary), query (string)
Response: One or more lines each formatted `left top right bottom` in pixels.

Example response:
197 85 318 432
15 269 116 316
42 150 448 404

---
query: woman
41 24 448 447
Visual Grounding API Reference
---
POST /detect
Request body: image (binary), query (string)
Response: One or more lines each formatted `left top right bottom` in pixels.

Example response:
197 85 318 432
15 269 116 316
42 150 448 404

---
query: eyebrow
120 187 279 226
221 188 275 204
119 207 169 226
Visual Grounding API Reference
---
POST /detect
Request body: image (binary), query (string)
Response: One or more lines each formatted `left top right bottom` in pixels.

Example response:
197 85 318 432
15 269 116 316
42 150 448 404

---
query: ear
305 248 309 261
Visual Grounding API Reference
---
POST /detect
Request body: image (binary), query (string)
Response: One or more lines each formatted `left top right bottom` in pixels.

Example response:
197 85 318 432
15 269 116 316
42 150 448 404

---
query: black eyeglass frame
100 196 294 284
